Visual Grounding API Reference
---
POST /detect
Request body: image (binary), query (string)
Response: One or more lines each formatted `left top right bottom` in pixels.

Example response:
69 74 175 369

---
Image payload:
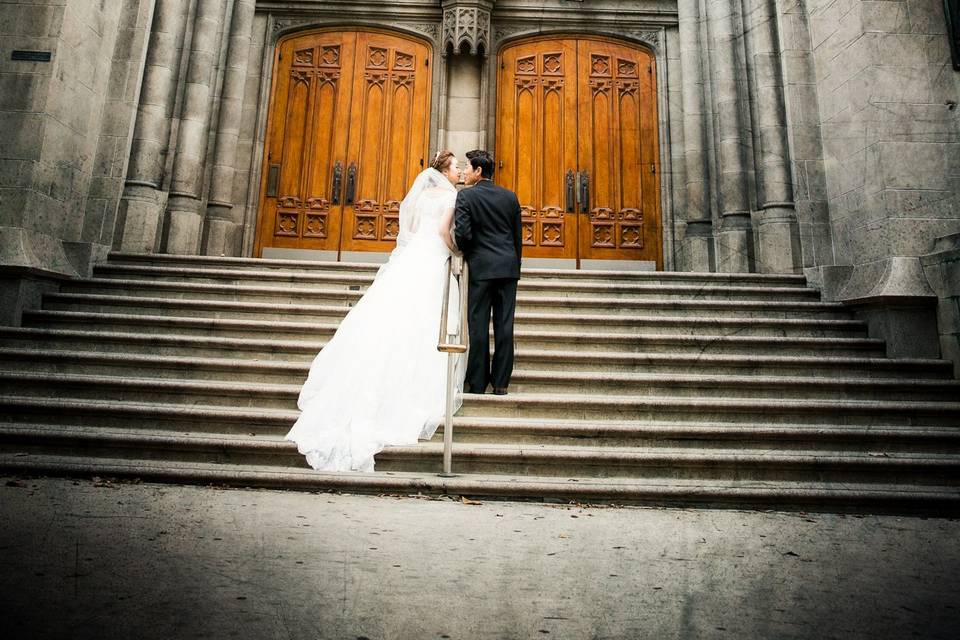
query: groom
454 149 523 395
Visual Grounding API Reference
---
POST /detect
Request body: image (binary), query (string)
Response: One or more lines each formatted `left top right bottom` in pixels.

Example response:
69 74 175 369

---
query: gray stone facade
0 0 958 367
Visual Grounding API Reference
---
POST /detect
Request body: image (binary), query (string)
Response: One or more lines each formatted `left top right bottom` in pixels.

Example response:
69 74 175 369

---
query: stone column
743 0 800 274
116 0 190 252
202 0 255 256
441 0 492 157
705 0 753 273
163 0 228 255
677 0 713 272
437 50 450 150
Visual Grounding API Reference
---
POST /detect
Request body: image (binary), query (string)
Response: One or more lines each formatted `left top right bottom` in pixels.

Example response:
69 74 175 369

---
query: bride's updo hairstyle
430 149 455 172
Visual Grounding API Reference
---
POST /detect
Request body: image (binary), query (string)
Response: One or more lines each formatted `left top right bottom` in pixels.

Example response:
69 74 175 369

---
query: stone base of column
837 256 941 359
164 194 204 255
202 206 242 257
116 184 167 253
922 232 960 377
0 271 61 327
715 213 753 273
850 301 940 359
677 219 715 272
754 206 801 274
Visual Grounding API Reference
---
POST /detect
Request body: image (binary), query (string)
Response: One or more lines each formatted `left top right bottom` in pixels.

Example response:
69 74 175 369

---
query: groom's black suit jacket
453 179 523 281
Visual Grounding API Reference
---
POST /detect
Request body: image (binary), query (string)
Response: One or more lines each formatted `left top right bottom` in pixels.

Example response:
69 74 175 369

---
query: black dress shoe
492 387 508 395
466 386 486 394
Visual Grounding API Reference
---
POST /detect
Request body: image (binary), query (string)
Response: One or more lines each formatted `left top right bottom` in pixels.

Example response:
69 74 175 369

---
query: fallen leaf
460 496 483 505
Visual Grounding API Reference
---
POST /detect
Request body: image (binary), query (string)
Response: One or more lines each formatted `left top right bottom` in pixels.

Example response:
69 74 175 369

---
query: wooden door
496 39 579 259
576 39 660 263
496 36 661 267
255 29 431 257
340 32 432 253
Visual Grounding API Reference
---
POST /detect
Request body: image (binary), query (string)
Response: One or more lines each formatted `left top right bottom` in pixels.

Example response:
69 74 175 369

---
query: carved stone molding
492 23 529 44
442 0 493 55
270 15 441 45
623 29 662 53
492 23 662 54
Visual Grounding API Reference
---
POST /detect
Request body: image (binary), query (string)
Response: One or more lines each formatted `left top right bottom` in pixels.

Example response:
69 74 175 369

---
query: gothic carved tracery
442 0 492 55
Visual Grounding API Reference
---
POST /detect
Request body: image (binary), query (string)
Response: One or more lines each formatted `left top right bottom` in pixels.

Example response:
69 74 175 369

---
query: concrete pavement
1 474 958 639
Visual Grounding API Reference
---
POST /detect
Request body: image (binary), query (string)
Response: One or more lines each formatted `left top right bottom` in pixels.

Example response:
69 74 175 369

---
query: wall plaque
11 50 52 62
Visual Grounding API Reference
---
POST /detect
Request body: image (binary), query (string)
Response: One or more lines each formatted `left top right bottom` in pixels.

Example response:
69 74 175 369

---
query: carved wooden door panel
256 31 356 255
496 36 661 267
255 29 431 257
496 39 579 259
339 32 432 254
576 39 660 265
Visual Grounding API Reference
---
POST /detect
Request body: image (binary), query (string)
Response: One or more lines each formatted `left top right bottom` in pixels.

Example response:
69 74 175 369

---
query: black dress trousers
465 276 518 393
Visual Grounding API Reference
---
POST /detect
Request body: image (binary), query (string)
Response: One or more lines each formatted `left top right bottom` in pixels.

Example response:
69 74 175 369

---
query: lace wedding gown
286 169 465 472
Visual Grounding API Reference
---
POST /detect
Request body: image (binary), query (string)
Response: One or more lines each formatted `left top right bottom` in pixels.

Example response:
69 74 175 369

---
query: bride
286 150 466 472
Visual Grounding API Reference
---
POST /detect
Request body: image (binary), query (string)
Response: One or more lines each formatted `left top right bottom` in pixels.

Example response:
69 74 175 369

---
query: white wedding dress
286 168 465 472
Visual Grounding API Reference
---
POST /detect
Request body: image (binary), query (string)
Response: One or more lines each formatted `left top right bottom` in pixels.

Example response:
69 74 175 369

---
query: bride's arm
439 205 460 254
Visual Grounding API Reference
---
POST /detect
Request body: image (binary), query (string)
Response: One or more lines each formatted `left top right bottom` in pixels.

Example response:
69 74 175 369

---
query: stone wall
0 0 153 324
0 0 150 278
807 0 960 295
801 0 960 358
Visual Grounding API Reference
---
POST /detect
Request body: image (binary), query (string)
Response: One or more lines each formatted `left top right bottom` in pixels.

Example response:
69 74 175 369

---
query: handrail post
437 256 468 478
442 350 456 475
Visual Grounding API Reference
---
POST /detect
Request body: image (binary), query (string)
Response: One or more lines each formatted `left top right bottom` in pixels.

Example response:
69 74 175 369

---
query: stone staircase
1 251 959 510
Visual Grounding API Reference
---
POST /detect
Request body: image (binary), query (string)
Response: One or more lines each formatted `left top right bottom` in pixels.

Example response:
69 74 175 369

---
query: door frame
486 29 674 271
244 22 443 261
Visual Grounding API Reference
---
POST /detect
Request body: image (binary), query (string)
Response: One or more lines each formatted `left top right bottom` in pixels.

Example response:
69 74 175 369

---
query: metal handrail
437 254 469 476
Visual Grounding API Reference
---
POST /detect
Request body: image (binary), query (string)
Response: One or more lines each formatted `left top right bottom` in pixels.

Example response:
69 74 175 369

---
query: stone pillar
441 0 492 158
116 0 190 252
705 0 753 273
677 0 714 272
202 0 255 256
163 0 228 255
743 0 800 274
437 51 450 150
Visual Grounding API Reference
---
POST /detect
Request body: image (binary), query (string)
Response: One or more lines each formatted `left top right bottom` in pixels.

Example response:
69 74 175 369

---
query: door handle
565 169 575 213
266 164 280 197
578 170 590 212
345 162 357 205
331 161 343 205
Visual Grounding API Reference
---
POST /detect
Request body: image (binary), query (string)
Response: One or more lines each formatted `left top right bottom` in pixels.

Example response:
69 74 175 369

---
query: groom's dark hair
466 149 495 179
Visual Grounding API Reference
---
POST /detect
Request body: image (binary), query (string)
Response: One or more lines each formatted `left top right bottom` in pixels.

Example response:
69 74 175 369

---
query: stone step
61 276 821 304
0 347 948 383
91 265 821 300
0 372 299 410
1 363 954 406
9 321 886 359
1 427 957 486
7 251 955 509
375 442 960 484
24 307 868 340
2 373 957 424
3 400 958 454
43 291 856 321
456 393 960 426
0 395 295 433
506 371 960 401
105 252 810 288
443 417 960 453
3 451 957 510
